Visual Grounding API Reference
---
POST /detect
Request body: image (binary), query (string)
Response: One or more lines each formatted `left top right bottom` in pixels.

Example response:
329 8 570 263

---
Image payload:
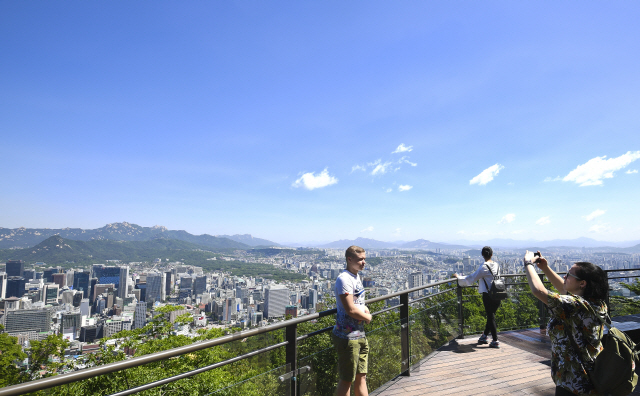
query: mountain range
0 222 279 250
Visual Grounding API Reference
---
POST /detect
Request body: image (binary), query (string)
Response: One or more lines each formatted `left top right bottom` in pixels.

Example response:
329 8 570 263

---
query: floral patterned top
547 291 607 395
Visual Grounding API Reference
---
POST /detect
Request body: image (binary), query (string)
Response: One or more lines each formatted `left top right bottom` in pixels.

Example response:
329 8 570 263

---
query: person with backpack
453 246 502 348
523 250 609 396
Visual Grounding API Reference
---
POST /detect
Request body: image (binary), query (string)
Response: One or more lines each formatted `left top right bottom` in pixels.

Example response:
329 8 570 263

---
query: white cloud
399 156 417 167
351 165 366 173
627 169 638 174
369 159 393 176
536 216 551 226
398 185 413 191
584 209 606 221
470 164 504 186
563 151 640 186
589 224 611 233
457 230 466 235
498 213 515 224
392 144 413 154
385 188 392 193
292 168 338 190
361 226 374 232
393 228 401 235
544 176 562 182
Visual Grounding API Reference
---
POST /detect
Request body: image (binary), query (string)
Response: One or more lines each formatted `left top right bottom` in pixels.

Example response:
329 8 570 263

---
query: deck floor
374 316 640 396
373 334 555 396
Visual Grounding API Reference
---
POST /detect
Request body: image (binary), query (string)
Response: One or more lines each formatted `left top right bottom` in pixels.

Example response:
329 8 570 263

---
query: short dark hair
574 262 609 301
481 246 493 260
345 245 365 263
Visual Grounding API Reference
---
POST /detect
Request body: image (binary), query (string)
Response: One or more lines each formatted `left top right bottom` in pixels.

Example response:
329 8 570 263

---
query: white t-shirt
457 260 500 293
333 269 366 340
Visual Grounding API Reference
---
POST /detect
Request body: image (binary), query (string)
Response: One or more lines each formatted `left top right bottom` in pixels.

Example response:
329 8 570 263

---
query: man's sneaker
477 334 488 344
489 340 500 348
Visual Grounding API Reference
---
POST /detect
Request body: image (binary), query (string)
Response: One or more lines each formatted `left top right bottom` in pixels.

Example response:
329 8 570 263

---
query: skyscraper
6 276 26 298
264 285 289 318
118 266 130 300
73 270 91 296
146 271 166 303
6 260 24 278
194 275 207 296
0 272 7 299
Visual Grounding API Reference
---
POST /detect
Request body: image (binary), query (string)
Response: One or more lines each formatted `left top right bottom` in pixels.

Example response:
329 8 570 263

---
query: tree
0 324 27 387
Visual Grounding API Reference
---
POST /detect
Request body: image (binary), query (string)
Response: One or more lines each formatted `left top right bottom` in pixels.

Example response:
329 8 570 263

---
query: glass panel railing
298 345 337 396
207 363 291 396
408 295 459 367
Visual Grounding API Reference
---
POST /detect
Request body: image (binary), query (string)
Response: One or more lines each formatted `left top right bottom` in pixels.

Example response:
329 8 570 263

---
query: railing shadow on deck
1 268 639 396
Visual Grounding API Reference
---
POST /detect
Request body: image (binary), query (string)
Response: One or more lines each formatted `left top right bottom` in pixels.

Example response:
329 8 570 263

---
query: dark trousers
482 292 501 341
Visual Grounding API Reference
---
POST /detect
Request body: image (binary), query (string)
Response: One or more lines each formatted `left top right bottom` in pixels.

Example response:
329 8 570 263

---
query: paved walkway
373 335 555 396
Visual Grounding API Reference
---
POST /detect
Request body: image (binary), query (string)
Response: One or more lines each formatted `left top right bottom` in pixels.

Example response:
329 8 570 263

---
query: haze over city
2 2 640 244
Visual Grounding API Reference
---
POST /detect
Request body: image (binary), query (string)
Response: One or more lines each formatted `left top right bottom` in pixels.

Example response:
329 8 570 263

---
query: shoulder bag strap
482 264 492 291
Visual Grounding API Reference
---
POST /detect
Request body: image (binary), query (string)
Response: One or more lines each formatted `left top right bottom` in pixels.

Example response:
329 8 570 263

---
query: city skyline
2 2 640 243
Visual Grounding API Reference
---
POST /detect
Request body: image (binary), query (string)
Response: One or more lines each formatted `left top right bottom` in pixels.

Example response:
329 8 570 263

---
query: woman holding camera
523 250 608 396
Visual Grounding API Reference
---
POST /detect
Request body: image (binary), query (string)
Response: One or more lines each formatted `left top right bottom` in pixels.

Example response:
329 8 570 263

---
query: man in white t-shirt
333 245 372 396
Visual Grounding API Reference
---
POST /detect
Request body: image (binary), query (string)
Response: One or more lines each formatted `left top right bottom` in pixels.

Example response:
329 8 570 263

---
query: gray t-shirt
333 269 366 340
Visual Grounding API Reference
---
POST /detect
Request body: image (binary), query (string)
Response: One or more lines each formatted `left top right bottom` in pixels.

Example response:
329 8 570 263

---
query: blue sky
2 1 639 244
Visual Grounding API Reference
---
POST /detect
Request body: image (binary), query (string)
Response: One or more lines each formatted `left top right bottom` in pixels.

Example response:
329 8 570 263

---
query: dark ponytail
574 262 608 301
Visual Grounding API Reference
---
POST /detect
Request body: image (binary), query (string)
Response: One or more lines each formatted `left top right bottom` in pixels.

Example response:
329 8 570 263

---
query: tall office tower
308 288 318 311
6 276 26 298
135 283 147 302
180 275 193 290
52 273 66 288
146 271 166 303
61 289 75 304
80 298 90 316
3 308 52 334
6 260 24 277
73 271 91 296
43 267 61 283
264 285 289 318
92 265 121 290
44 283 60 303
164 271 174 296
65 270 75 288
194 275 207 296
133 301 147 329
0 272 7 299
118 266 130 300
93 283 115 302
61 311 82 338
24 269 35 282
222 297 236 321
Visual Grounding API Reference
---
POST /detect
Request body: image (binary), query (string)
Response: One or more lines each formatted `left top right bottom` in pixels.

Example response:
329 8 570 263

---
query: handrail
1 268 638 396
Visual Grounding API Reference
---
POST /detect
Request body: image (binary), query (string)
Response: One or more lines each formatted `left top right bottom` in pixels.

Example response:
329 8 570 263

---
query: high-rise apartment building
264 285 289 318
6 260 24 277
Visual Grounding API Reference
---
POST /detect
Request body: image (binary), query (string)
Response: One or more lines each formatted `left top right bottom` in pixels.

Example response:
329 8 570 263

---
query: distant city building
43 267 61 283
6 276 26 298
44 283 59 304
194 275 207 296
146 271 166 303
264 285 289 318
285 305 298 318
134 301 147 329
52 273 66 288
363 277 375 288
164 271 174 296
6 260 24 278
73 270 91 296
0 272 7 299
118 266 130 300
23 269 36 281
4 308 52 334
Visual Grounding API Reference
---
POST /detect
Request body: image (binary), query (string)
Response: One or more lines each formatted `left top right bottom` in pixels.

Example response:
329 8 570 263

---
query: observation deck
1 270 640 396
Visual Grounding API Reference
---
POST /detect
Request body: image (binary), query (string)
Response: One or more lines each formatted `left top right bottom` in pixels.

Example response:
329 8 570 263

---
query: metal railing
1 268 639 396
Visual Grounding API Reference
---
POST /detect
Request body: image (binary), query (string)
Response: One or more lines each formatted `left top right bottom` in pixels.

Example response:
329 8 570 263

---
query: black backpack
482 264 507 302
568 309 640 396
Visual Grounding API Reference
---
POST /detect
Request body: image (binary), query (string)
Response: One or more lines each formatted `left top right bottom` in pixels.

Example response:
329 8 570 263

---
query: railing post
457 285 464 339
400 291 410 376
285 323 297 396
